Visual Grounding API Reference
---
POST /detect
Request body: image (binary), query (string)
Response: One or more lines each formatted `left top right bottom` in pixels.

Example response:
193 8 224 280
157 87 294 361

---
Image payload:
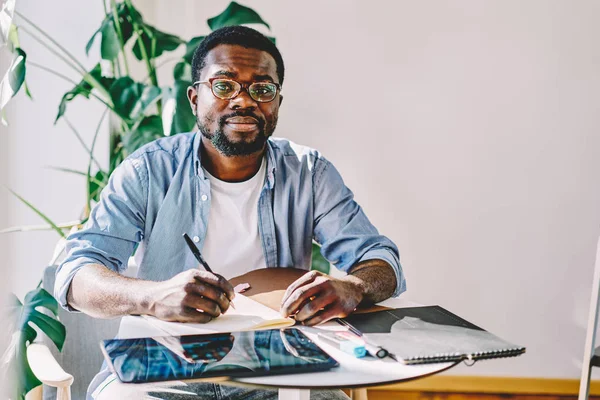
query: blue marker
317 332 367 358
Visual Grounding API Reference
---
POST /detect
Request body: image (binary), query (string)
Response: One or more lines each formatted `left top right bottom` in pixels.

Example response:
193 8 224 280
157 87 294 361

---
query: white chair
579 237 600 399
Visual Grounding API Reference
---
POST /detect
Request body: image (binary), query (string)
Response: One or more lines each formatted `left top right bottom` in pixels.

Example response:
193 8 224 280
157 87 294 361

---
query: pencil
182 233 235 309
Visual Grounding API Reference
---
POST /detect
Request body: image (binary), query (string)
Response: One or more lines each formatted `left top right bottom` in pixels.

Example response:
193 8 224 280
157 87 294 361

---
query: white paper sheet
143 293 295 335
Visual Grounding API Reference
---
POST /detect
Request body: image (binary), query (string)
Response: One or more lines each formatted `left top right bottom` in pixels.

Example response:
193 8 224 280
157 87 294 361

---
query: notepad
343 306 525 365
144 293 295 336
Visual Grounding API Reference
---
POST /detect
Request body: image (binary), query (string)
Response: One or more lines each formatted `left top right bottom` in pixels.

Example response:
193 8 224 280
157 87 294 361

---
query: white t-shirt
201 157 267 279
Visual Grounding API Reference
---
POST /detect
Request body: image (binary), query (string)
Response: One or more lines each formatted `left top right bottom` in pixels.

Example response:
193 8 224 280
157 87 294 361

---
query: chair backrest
579 237 600 400
41 265 138 400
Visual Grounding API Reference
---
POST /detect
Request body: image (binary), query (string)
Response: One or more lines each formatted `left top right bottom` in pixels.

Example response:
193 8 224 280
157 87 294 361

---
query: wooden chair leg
350 388 368 400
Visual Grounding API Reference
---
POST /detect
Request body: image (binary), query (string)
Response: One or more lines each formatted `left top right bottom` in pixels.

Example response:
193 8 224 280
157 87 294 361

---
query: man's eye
252 85 275 95
214 83 234 92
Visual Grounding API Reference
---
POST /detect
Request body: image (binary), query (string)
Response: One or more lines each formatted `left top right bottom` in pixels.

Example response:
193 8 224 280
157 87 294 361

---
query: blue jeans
96 380 349 399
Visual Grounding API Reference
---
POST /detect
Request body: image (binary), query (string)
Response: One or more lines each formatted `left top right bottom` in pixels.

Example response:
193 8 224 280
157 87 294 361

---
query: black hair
191 25 284 85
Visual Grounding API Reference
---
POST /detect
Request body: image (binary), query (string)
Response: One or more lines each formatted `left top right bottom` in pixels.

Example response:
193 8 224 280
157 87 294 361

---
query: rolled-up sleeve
312 157 406 297
55 157 147 311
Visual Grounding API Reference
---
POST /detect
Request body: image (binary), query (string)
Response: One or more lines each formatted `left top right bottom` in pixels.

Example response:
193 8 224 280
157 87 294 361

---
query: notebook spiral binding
403 346 526 365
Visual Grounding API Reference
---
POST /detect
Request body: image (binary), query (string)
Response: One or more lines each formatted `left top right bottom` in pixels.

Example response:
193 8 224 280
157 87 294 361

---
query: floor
362 392 600 400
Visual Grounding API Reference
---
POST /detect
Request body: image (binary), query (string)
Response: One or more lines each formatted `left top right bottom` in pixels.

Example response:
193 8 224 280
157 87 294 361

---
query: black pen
182 233 235 309
336 318 389 359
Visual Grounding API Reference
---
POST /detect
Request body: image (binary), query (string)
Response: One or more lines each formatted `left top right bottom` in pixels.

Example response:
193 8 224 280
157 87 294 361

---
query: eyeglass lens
211 79 278 102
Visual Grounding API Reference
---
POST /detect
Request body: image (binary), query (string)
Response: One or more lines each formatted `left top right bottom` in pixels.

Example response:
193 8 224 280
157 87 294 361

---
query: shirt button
193 236 200 243
201 194 208 201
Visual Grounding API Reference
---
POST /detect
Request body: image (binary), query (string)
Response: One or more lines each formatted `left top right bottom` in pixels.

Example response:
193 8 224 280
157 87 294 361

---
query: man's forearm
343 259 398 304
67 264 156 319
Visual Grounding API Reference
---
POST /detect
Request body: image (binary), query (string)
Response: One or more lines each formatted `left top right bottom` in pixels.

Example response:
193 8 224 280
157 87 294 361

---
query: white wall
2 0 109 297
0 46 11 398
4 0 600 381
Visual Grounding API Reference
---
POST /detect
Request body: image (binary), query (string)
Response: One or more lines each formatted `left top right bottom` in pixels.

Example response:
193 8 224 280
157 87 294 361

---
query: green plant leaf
56 64 114 123
123 115 164 155
6 288 66 398
88 170 108 203
86 3 135 59
311 242 330 274
182 35 205 64
109 77 161 122
0 47 27 119
166 80 195 135
173 61 192 81
131 24 184 61
5 188 66 238
87 17 120 60
207 1 271 31
0 0 16 47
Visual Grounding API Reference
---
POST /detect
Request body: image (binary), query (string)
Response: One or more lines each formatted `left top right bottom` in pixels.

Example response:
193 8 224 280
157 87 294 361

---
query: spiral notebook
343 306 525 365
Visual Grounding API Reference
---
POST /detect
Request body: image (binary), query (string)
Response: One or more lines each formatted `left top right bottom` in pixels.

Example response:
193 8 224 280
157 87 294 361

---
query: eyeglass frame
192 78 282 103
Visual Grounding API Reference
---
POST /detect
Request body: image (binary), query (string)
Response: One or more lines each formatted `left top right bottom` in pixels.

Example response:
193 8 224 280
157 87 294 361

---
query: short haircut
191 26 285 85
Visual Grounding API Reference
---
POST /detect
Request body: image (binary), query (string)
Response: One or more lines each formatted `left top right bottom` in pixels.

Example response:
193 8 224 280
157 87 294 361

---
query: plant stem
62 117 104 171
27 61 118 116
144 56 179 82
123 0 162 114
20 27 86 77
86 109 110 217
0 220 82 234
110 0 130 76
15 11 114 105
27 61 79 86
4 187 66 238
45 167 106 187
15 11 87 73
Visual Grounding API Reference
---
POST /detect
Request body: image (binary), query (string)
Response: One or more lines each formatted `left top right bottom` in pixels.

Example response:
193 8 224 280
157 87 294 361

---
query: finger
303 306 340 326
294 294 336 322
192 270 235 301
185 281 231 313
281 271 320 306
280 280 324 317
181 293 222 317
173 307 214 323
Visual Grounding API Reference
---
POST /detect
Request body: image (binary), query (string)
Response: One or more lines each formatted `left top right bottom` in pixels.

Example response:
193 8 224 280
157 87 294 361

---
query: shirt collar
193 130 277 188
192 130 205 179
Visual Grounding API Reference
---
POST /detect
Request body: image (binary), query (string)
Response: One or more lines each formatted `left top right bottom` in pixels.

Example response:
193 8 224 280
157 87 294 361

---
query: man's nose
229 88 257 109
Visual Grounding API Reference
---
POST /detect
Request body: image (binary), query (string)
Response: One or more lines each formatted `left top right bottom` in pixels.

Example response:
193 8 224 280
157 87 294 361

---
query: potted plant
0 1 284 398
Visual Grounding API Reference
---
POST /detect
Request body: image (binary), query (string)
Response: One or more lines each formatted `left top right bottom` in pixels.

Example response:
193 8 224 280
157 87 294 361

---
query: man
56 26 406 400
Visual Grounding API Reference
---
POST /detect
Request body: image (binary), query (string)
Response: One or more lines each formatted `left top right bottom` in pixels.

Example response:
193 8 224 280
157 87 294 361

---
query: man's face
187 44 282 156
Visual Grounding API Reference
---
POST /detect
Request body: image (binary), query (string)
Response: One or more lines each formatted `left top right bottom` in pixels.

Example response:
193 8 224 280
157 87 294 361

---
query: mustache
219 111 265 128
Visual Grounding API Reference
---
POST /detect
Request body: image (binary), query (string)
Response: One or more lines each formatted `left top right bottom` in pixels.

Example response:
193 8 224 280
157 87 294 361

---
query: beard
197 110 277 157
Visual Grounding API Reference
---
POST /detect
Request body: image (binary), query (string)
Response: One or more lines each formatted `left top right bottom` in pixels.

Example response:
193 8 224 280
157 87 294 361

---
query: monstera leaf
208 1 271 31
0 24 31 125
162 79 195 136
86 3 136 61
123 115 164 155
131 24 184 61
109 77 161 122
2 288 66 399
55 63 115 123
182 35 205 64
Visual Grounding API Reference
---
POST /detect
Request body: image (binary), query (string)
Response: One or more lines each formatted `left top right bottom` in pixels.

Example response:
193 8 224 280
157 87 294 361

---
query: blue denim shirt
56 131 406 311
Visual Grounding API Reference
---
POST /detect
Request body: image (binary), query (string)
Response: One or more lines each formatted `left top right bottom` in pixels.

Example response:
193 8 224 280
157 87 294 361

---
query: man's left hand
280 270 364 326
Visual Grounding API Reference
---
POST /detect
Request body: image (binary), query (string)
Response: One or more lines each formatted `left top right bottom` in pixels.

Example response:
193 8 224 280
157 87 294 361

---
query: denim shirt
56 131 406 311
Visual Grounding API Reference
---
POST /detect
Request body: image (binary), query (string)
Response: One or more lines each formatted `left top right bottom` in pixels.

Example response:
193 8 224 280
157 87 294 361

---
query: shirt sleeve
312 157 406 297
55 157 148 311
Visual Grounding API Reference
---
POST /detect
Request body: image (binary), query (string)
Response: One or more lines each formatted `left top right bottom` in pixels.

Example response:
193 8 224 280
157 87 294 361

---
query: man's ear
187 86 198 115
279 94 283 106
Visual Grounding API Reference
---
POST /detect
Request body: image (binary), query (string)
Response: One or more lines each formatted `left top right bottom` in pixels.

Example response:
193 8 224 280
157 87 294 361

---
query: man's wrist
132 280 159 316
340 274 367 302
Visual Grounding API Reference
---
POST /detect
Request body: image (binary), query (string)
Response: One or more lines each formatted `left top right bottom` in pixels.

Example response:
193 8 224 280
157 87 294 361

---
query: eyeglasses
193 78 281 103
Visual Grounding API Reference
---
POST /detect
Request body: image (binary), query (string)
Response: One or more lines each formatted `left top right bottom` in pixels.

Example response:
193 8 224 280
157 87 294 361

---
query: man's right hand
147 269 235 323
